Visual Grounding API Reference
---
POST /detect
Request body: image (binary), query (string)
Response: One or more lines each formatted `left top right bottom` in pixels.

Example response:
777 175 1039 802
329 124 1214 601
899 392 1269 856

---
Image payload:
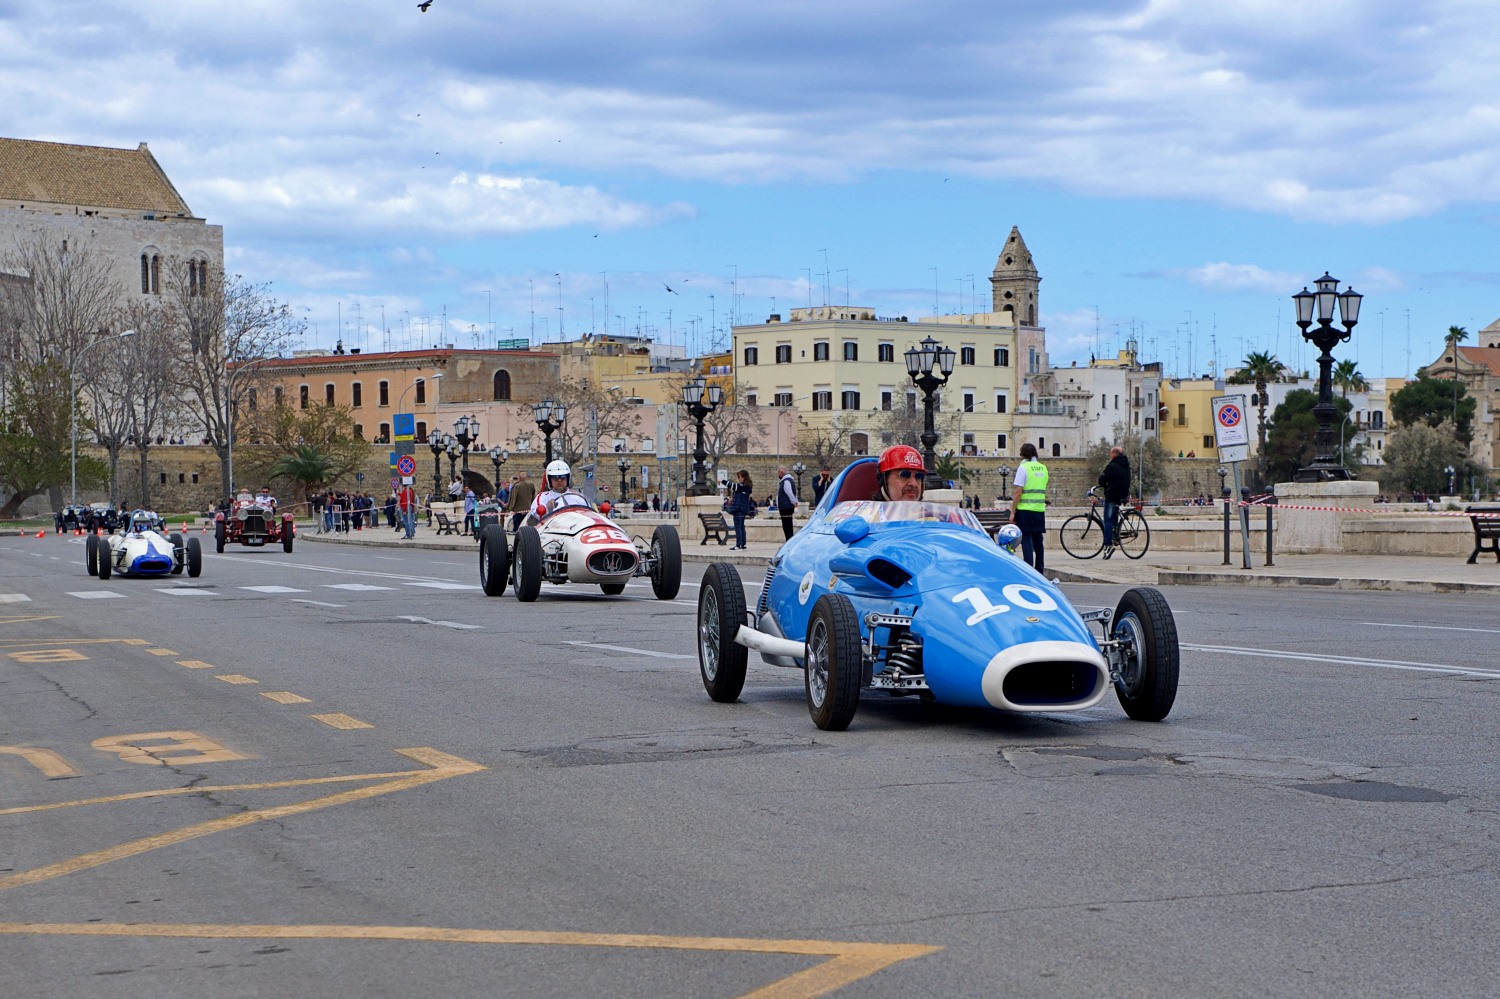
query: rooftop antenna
556 273 564 340
529 279 535 343
727 264 739 326
381 305 389 352
820 249 830 306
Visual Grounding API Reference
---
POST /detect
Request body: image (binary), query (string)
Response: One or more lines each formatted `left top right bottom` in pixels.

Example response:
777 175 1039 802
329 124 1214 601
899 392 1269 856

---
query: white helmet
996 523 1022 552
545 459 571 487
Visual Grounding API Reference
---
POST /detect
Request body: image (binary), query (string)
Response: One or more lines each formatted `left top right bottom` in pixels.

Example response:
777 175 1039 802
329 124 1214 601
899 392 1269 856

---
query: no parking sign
1212 394 1250 463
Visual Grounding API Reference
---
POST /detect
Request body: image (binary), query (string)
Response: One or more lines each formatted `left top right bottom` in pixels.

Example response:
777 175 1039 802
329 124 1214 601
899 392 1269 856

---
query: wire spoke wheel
1059 513 1104 559
1116 510 1151 559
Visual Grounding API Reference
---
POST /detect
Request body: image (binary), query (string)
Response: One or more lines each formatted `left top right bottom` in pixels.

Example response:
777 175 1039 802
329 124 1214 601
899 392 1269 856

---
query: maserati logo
592 551 632 575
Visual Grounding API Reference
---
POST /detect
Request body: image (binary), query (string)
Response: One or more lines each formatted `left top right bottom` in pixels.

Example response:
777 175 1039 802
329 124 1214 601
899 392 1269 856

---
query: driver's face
886 469 925 501
549 476 567 490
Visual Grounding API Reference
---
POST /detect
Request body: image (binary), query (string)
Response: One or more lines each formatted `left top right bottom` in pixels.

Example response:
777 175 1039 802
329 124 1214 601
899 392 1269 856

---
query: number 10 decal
952 584 1058 626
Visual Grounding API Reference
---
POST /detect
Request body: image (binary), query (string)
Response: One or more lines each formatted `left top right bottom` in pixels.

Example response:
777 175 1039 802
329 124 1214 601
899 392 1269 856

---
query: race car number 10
952 584 1058 626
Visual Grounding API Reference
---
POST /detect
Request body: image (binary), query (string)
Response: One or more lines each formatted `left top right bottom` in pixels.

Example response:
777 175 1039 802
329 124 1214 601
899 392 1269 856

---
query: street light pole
904 335 955 473
1292 274 1361 482
680 377 723 496
71 329 136 505
533 399 566 466
791 461 807 500
616 455 631 505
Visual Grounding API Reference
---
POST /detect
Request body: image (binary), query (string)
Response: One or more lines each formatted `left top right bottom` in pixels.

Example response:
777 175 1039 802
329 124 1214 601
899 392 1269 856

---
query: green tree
1380 420 1470 497
1082 422 1169 499
1332 358 1368 398
237 402 368 502
1227 350 1285 487
268 444 343 506
1390 374 1476 443
1263 389 1357 482
932 450 976 488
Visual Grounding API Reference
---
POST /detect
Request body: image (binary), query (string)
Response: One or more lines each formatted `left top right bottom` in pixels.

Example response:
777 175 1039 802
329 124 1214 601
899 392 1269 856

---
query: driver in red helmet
874 444 927 502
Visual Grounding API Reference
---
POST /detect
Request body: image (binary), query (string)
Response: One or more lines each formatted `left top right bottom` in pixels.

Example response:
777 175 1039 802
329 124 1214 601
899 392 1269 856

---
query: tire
1112 587 1179 721
599 582 627 595
697 562 748 703
283 526 294 553
511 526 543 602
97 545 112 579
1059 513 1104 559
85 534 98 576
214 521 226 554
649 525 682 600
804 593 863 731
186 538 203 578
170 532 185 574
480 527 509 597
1116 510 1150 559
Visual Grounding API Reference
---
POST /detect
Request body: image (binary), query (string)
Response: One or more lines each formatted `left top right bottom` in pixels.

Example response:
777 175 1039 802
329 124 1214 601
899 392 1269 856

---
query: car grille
243 515 266 533
588 550 637 575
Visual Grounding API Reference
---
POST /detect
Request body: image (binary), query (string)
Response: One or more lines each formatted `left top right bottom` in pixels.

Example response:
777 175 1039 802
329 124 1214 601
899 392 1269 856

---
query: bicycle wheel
1116 510 1151 559
1059 513 1104 559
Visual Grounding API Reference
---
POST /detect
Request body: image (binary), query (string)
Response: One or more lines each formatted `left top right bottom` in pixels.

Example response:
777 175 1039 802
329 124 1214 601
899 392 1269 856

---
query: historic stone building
1418 320 1500 471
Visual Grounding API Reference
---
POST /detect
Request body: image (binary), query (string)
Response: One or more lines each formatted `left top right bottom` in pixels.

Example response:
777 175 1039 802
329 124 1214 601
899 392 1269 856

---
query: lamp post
488 445 508 493
532 399 566 466
1444 465 1456 496
429 430 450 495
791 461 807 500
998 463 1012 506
70 329 136 505
452 414 480 476
904 335 956 473
1292 273 1362 482
680 377 723 496
445 441 461 485
616 454 631 504
396 371 443 430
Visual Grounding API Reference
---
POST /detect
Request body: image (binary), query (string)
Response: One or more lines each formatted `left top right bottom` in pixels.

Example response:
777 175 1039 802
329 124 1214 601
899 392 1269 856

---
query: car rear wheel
97 546 112 579
804 593 862 731
186 538 203 578
214 521 226 554
698 562 748 703
480 527 509 597
170 533 185 574
85 534 98 576
1112 586 1178 721
283 526 294 553
649 525 682 600
511 526 543 602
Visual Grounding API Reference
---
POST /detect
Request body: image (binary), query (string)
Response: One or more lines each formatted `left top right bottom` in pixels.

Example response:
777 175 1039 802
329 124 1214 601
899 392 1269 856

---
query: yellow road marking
215 674 258 685
175 659 215 669
310 713 374 730
0 637 138 647
91 732 247 766
0 615 62 625
261 690 311 704
0 922 939 998
146 648 177 656
5 648 87 663
0 749 483 892
0 746 81 779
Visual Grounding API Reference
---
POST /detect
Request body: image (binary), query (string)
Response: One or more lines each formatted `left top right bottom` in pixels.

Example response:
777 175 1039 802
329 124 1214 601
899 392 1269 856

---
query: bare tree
657 372 760 474
512 376 635 468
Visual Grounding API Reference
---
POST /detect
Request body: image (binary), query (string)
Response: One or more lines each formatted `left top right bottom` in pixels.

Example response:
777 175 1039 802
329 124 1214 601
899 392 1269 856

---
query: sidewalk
303 521 1500 595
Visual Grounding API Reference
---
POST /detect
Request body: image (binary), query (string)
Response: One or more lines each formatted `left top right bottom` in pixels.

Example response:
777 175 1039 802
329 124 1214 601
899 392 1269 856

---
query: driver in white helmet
533 459 591 517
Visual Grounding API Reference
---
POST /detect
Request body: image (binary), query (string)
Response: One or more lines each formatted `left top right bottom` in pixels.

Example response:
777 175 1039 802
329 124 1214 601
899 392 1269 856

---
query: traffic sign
1212 394 1250 463
396 455 416 477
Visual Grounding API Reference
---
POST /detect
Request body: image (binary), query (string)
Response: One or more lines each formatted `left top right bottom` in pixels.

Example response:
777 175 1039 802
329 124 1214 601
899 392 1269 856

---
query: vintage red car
214 492 295 553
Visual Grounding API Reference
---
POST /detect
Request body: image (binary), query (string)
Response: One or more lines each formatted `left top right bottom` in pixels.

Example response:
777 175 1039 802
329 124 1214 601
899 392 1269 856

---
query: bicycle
1058 487 1150 559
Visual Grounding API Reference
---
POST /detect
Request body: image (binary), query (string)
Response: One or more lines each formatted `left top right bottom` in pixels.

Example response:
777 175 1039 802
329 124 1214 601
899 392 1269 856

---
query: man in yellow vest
1009 442 1049 574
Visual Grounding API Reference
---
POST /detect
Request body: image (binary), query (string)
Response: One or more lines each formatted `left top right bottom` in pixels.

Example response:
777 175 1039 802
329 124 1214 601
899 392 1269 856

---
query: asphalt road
1 530 1498 998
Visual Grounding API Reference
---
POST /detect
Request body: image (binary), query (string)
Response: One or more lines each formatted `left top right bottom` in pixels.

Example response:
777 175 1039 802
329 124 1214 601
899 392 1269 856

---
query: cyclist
1097 446 1131 559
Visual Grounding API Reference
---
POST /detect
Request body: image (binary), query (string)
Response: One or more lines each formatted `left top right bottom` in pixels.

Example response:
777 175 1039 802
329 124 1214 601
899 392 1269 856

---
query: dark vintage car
214 493 295 553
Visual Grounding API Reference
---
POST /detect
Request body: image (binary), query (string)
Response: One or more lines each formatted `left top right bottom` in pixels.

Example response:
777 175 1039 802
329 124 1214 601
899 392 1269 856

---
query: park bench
1465 506 1500 564
697 511 731 546
434 511 461 536
973 508 1012 539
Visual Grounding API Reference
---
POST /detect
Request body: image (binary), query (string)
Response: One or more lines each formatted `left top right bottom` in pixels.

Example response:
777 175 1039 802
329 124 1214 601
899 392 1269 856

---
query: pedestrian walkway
303 521 1500 595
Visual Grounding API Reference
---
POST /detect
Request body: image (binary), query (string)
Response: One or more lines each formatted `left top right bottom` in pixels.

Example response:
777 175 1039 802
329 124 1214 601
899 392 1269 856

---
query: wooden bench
973 508 1012 539
697 511 731 546
1466 506 1500 564
434 512 461 536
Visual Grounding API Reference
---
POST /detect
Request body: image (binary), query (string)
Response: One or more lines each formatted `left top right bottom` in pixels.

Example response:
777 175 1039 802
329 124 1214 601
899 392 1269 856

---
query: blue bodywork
756 457 1109 712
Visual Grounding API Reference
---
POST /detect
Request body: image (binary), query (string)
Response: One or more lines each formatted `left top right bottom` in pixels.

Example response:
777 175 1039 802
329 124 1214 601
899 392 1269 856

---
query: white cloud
1172 263 1304 294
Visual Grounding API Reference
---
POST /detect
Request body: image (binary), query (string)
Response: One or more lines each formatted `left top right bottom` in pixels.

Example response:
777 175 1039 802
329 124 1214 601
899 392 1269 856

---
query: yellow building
1159 377 1224 459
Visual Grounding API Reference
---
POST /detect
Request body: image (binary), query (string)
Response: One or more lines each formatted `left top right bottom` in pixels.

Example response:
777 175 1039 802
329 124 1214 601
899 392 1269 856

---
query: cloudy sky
5 0 1499 379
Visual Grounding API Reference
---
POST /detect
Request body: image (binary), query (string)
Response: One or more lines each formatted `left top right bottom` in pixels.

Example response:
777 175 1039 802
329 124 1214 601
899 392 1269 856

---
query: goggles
892 469 925 480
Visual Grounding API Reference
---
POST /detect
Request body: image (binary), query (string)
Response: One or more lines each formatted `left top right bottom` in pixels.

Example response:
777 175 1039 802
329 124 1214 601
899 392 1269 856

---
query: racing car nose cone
980 641 1110 712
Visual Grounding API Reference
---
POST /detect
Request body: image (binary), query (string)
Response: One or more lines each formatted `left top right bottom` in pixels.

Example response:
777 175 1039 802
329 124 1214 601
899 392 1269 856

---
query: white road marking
218 555 464 585
564 640 694 660
1363 621 1500 636
0 594 32 603
405 581 479 590
1182 643 1500 679
67 591 126 599
397 615 483 630
240 585 310 594
291 599 345 608
324 583 395 591
155 588 220 596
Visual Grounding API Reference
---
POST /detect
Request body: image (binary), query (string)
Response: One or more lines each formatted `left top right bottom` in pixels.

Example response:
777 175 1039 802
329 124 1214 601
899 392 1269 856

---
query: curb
1156 569 1500 595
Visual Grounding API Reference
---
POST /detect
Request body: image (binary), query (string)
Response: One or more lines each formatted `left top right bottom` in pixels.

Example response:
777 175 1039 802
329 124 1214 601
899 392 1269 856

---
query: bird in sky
418 1 434 11
664 283 678 294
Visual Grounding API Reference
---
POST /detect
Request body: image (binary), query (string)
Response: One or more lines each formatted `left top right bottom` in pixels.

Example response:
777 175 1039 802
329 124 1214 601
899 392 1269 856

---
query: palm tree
268 444 340 507
1228 350 1285 487
1332 359 1368 399
1444 325 1468 424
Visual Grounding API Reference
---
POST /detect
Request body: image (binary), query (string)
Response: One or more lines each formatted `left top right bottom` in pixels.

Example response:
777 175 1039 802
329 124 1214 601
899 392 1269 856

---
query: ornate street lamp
1292 273 1361 482
532 399 566 466
791 460 807 500
429 430 450 494
904 335 956 473
488 445 508 492
998 463 1012 505
616 454 631 505
452 414 480 475
445 440 462 485
681 377 723 496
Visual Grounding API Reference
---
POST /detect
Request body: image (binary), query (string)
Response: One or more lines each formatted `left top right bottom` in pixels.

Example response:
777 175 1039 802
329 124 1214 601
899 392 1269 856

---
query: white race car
85 513 203 579
479 504 681 602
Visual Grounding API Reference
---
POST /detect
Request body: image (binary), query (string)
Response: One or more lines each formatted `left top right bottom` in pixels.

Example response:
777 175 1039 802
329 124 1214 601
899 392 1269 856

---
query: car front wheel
480 527 509 597
186 538 203 578
804 593 862 731
1111 586 1179 721
511 526 543 602
697 563 748 703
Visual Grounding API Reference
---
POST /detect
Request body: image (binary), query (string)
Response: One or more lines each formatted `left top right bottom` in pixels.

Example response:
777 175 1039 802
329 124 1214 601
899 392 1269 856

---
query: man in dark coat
1097 446 1131 556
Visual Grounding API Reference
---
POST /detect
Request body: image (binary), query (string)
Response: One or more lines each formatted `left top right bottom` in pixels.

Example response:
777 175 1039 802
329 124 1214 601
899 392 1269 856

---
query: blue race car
696 457 1178 730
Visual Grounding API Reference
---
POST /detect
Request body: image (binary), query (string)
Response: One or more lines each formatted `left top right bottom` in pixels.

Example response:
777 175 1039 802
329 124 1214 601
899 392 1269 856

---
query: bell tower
989 227 1040 326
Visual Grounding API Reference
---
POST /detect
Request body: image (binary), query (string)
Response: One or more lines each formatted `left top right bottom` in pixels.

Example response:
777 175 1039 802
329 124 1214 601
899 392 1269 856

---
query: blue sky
4 0 1499 380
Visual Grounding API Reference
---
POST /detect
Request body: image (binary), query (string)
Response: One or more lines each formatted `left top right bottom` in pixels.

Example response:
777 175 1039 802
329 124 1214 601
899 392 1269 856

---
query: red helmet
878 444 924 475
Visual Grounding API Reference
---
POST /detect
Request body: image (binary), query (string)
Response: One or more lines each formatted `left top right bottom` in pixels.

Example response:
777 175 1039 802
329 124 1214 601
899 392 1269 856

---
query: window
960 346 976 366
1114 394 1119 410
1203 435 1215 449
379 381 390 407
744 346 759 366
994 347 1010 367
775 344 792 364
1372 411 1385 430
962 392 975 412
1176 404 1186 427
812 391 833 411
746 393 757 406
248 388 257 411
352 382 363 407
878 342 894 362
379 422 390 441
493 370 511 401
881 390 893 411
773 392 793 407
997 433 1007 451
191 473 199 484
843 341 858 361
299 385 309 409
1052 443 1061 457
160 472 167 484
150 255 159 294
274 386 285 407
850 432 869 455
1039 437 1046 450
906 390 917 413
415 379 427 404
994 393 1008 414
354 424 364 440
178 472 186 484
416 421 427 442
325 383 335 406
841 390 861 410
140 254 149 293
813 341 830 361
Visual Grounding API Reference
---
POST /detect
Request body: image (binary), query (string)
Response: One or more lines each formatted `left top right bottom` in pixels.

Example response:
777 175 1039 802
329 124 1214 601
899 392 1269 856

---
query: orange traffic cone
35 530 44 538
